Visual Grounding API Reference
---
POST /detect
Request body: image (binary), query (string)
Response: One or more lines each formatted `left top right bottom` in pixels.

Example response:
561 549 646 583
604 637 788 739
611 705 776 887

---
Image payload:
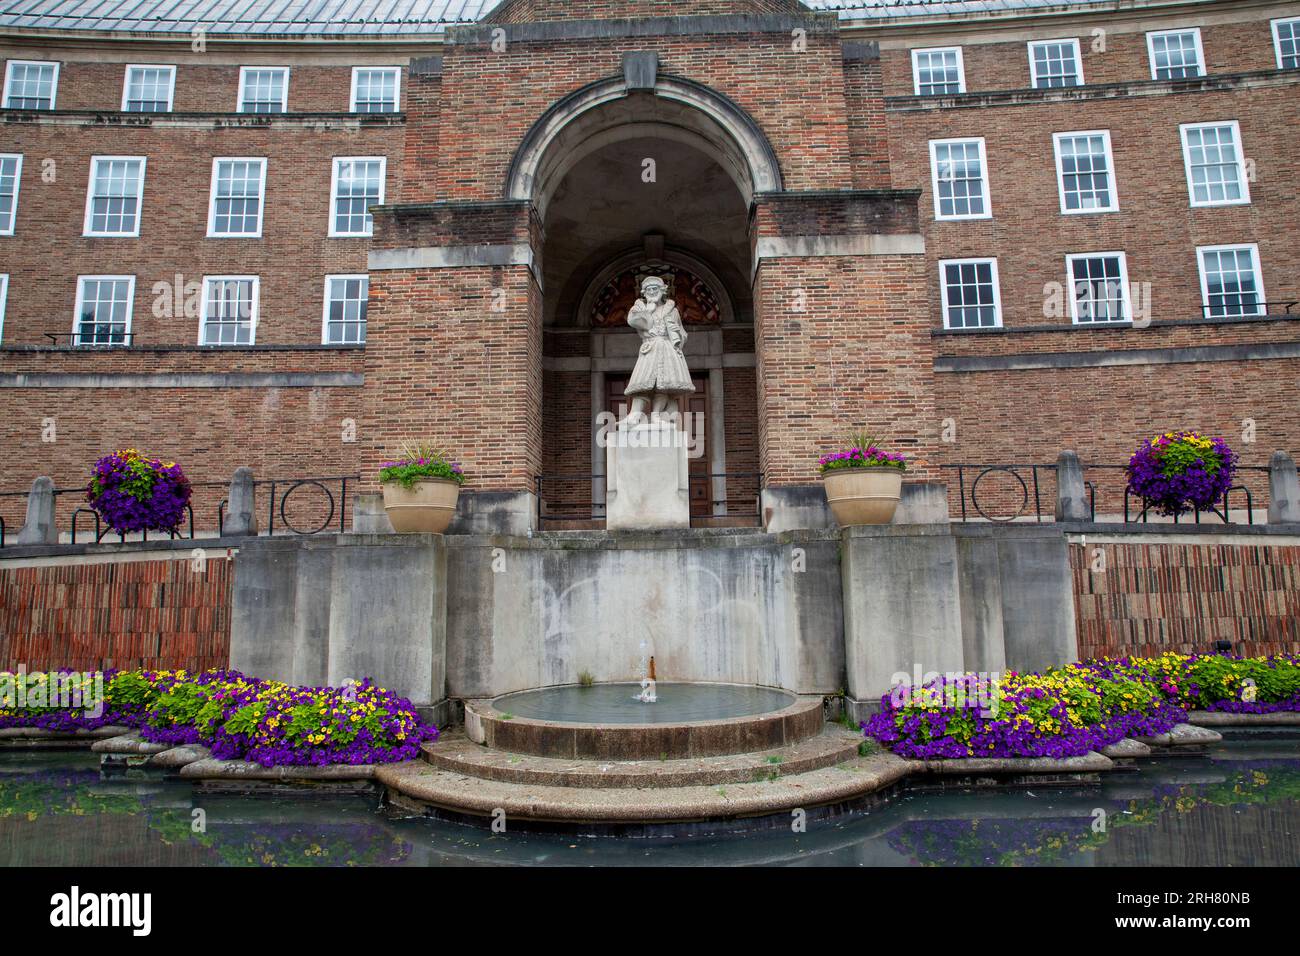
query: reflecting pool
2 738 1297 866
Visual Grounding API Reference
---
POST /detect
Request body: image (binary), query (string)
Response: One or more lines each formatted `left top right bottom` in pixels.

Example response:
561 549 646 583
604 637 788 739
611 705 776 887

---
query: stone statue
622 275 695 425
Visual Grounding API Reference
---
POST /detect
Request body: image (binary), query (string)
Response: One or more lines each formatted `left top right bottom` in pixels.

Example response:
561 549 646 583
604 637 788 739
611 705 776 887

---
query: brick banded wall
1072 539 1300 660
0 556 232 673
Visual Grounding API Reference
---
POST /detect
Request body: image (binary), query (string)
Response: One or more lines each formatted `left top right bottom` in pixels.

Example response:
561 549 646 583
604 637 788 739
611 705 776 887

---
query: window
1273 18 1300 70
0 274 7 342
1147 29 1204 79
330 157 385 237
1028 39 1083 88
83 157 146 237
940 259 1002 329
200 276 259 345
1053 131 1117 214
1066 253 1131 324
121 65 175 112
237 67 288 113
207 158 267 237
929 138 989 220
1180 121 1249 207
1198 245 1265 318
3 60 58 109
0 154 21 235
912 47 965 95
350 67 400 112
74 276 134 346
323 275 369 344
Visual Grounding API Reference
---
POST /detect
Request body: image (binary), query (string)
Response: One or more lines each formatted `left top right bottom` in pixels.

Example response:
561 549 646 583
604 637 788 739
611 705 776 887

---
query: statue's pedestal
606 421 690 531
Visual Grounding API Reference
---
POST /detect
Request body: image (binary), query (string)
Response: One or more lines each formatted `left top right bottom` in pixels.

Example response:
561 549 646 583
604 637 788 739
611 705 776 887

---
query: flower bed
1 669 437 767
864 653 1300 760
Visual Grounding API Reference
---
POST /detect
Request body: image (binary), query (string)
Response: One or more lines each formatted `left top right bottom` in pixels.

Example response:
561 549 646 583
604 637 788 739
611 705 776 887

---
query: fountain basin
465 683 823 760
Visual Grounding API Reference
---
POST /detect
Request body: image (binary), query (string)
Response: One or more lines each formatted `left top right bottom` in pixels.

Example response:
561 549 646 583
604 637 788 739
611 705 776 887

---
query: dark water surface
1 739 1297 866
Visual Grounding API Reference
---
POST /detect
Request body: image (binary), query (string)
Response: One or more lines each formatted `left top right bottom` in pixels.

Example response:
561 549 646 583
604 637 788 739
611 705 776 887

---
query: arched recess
505 74 783 218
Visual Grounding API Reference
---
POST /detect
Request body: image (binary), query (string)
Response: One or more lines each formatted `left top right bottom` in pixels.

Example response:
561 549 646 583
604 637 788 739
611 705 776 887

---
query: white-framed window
1274 18 1300 70
329 157 385 237
83 156 146 237
929 138 989 220
912 47 965 96
1053 131 1117 214
0 274 8 342
1198 244 1265 318
3 60 59 109
1066 253 1132 324
323 274 369 344
207 158 267 238
1180 121 1249 207
237 67 289 113
940 258 1002 329
74 275 134 346
200 276 259 345
121 65 175 112
0 154 21 235
350 67 400 112
1147 28 1204 80
1028 39 1083 88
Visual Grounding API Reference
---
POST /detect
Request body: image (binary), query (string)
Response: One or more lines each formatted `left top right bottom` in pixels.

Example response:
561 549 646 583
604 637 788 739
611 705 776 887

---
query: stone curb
1136 723 1223 747
91 732 171 756
178 758 379 782
917 752 1113 774
1188 711 1300 727
1100 738 1152 758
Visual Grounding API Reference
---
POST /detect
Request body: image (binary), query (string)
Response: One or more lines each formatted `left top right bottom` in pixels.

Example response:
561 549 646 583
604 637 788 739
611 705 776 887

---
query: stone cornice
1 109 404 130
887 69 1300 113
936 340 1300 373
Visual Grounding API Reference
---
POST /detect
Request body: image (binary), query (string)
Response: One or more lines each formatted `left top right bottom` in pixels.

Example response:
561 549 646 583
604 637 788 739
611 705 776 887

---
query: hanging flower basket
86 449 192 533
1125 431 1238 517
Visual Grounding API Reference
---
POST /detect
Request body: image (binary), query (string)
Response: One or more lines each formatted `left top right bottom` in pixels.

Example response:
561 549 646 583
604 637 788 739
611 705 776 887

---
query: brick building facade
0 0 1297 534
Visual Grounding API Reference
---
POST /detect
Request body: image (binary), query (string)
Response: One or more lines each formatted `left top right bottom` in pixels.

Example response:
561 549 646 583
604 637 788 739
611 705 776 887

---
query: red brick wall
430 27 852 201
755 252 936 485
0 555 232 672
1072 539 1300 659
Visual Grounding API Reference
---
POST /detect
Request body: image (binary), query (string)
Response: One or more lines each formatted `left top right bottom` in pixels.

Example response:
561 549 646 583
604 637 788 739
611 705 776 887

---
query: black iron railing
1083 463 1268 526
1198 300 1298 319
942 463 1061 523
0 475 357 547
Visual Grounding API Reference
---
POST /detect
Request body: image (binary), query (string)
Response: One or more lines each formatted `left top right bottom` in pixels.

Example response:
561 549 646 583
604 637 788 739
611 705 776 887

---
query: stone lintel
937 340 1300 373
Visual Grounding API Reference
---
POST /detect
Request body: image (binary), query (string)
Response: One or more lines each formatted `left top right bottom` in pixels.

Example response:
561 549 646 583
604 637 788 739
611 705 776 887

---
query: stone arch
504 73 783 217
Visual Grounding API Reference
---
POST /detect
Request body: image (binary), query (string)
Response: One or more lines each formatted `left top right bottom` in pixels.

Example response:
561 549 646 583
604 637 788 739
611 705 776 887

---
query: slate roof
0 0 1202 36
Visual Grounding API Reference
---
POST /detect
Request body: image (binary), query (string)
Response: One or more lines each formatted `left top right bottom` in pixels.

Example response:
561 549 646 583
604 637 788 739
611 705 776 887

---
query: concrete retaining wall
444 529 844 698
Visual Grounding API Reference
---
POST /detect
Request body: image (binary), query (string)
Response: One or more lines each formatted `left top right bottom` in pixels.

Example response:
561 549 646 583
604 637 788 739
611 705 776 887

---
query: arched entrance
513 72 776 526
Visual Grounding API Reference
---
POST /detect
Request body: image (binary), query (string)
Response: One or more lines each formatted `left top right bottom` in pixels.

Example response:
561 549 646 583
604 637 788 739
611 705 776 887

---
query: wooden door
606 374 710 517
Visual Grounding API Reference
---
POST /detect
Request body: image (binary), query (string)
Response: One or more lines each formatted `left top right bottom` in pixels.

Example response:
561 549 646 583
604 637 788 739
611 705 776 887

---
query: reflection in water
1 741 1298 867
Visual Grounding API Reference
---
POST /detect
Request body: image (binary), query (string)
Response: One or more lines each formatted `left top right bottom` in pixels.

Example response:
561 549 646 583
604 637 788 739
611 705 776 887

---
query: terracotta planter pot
823 467 904 526
381 478 461 533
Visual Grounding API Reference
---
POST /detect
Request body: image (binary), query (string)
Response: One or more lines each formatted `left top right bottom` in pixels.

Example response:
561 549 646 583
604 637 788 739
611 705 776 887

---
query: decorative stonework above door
590 264 723 328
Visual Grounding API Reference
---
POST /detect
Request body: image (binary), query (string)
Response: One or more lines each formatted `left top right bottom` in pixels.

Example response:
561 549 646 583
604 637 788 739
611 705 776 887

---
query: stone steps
420 725 866 788
377 748 914 826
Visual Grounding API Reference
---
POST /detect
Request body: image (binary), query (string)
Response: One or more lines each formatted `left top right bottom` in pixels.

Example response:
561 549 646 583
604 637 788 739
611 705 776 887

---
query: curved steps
421 726 866 789
377 747 913 825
